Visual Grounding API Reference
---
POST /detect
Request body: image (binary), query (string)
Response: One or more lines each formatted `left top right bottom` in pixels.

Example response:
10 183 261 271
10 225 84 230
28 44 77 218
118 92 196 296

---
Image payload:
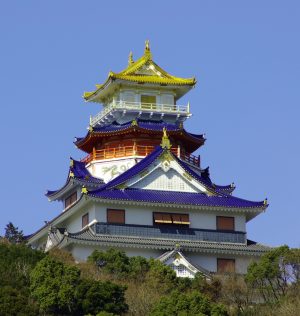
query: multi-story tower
28 42 269 278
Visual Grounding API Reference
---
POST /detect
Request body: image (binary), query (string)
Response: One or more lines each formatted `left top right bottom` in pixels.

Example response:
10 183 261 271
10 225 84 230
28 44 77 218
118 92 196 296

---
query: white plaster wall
62 204 96 233
94 203 246 231
87 158 137 182
187 252 258 274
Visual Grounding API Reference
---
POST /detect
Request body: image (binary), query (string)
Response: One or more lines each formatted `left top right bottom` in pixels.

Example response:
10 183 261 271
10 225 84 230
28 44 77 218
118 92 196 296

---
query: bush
0 286 38 316
151 290 228 316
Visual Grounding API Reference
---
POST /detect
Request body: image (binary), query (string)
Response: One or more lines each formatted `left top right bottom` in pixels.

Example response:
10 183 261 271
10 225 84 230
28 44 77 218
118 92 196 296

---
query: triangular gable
95 147 216 195
158 249 211 279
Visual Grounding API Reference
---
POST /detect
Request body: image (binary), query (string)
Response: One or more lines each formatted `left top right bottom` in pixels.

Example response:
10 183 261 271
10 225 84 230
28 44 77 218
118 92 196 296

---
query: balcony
90 100 191 127
93 222 246 244
82 145 200 167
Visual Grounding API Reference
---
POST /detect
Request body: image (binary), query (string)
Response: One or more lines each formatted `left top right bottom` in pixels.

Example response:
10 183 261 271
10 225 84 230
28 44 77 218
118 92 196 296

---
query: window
107 209 125 224
141 95 156 109
65 192 77 208
217 258 235 273
82 213 89 228
216 216 235 231
153 212 190 225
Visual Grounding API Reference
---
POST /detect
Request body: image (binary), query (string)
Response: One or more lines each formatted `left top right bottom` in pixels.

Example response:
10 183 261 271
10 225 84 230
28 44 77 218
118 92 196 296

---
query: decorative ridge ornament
70 159 74 167
131 119 138 127
144 40 152 59
81 186 88 194
128 51 134 66
160 127 171 149
264 198 268 206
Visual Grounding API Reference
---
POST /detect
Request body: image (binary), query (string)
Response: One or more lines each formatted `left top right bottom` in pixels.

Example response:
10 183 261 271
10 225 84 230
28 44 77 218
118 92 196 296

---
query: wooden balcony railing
90 100 191 127
81 145 200 167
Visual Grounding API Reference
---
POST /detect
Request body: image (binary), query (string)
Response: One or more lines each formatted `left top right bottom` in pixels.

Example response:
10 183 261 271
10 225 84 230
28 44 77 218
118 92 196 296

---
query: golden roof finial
144 40 152 59
128 51 134 66
264 198 268 206
161 127 171 149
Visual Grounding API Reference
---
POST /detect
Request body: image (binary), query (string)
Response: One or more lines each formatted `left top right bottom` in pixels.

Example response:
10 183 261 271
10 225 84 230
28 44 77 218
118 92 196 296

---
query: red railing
81 145 200 167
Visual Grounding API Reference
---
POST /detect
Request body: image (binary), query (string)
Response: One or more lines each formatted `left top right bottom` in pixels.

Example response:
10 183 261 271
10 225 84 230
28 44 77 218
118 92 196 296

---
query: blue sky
0 1 299 247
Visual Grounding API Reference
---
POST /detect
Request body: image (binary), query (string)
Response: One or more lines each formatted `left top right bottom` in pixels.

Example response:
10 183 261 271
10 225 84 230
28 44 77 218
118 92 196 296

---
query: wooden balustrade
81 145 200 167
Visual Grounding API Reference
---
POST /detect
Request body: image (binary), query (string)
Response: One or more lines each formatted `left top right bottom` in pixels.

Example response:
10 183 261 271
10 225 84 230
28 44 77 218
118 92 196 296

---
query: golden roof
84 41 196 102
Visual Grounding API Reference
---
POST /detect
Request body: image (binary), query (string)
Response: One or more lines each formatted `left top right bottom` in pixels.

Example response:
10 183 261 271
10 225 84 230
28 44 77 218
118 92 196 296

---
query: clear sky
0 1 299 247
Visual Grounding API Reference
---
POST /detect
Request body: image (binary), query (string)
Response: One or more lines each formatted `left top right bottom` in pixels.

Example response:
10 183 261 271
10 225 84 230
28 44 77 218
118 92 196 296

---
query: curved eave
46 176 103 201
110 74 196 86
74 127 205 153
87 191 268 216
84 76 196 103
64 228 271 256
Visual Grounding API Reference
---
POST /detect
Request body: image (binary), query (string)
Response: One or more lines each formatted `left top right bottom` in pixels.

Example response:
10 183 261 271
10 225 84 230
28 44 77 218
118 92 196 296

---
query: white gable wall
132 168 199 193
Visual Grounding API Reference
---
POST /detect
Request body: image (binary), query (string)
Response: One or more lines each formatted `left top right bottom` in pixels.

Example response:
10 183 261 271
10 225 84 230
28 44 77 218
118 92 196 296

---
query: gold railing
81 145 200 167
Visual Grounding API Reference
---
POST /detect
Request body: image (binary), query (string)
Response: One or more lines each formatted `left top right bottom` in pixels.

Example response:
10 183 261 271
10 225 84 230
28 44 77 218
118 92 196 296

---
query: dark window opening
107 209 125 224
216 216 235 231
153 212 190 226
65 192 77 209
82 213 89 228
217 258 235 273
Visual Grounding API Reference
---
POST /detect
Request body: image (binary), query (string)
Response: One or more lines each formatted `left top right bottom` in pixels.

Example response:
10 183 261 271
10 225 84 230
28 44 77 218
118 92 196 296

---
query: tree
245 246 298 303
88 248 130 279
75 278 128 315
30 256 81 314
30 255 128 315
4 222 25 244
88 249 150 280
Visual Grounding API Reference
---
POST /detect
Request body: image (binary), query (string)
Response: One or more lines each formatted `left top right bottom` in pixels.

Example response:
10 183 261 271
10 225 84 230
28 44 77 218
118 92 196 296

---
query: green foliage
30 256 81 314
191 273 222 301
151 290 228 316
88 248 130 278
0 286 38 316
0 242 45 288
4 222 25 244
30 255 128 315
75 278 128 315
145 258 177 293
0 243 44 315
245 246 294 303
88 248 151 281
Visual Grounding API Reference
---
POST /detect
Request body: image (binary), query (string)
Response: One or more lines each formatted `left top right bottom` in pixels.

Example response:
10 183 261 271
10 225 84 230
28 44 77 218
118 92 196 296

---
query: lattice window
170 264 192 278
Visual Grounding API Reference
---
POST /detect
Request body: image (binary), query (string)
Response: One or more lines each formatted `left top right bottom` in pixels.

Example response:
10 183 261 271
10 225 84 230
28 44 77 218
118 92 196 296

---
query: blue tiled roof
88 188 266 209
74 119 204 146
45 159 103 197
215 184 235 194
70 159 103 183
94 119 181 132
